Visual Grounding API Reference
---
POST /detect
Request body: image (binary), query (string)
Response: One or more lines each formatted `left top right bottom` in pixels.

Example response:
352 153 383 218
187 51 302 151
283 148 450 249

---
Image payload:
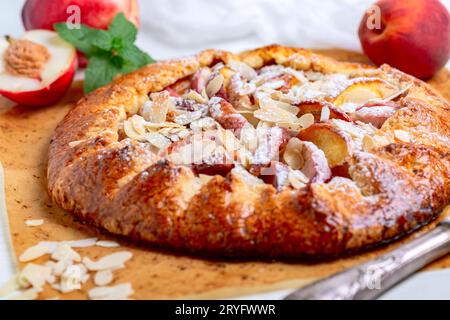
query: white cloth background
1 0 450 298
1 0 450 59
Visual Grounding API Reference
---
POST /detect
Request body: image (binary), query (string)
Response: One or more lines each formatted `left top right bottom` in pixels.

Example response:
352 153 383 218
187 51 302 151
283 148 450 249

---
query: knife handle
284 221 450 300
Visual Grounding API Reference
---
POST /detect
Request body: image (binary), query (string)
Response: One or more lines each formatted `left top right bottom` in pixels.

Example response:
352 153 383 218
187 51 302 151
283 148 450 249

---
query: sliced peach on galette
297 123 351 168
296 100 351 122
353 101 401 128
333 79 398 107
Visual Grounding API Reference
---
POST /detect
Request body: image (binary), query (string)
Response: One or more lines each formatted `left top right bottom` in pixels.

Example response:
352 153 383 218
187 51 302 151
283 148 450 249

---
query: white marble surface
1 0 450 299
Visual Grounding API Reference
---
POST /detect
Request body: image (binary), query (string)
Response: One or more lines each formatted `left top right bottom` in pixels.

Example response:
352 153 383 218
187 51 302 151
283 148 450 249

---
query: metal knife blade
284 217 450 300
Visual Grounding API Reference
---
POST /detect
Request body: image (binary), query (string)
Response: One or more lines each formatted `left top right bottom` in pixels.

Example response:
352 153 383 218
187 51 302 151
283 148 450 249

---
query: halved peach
296 101 351 122
298 123 351 168
333 80 398 107
0 30 77 107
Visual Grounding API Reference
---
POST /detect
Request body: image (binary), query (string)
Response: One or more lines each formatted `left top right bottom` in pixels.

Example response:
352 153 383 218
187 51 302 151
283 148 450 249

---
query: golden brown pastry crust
47 45 450 258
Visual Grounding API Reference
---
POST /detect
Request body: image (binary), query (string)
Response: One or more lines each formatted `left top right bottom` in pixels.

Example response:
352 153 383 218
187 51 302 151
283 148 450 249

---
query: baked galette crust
48 45 450 258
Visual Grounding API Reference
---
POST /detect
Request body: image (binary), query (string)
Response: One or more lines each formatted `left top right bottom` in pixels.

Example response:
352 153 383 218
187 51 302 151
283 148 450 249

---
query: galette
48 45 450 257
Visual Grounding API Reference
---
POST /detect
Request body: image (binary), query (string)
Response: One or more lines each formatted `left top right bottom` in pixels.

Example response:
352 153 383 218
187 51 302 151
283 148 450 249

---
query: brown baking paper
1 50 449 300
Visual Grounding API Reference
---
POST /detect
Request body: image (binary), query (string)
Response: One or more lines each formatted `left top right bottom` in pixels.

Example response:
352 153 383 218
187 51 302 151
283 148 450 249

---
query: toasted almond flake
59 265 83 293
259 96 299 115
362 135 377 151
52 259 73 277
51 244 81 262
130 115 147 135
94 269 114 286
394 129 411 142
254 106 298 123
65 238 98 248
123 119 144 141
96 240 120 248
88 283 134 300
24 219 44 227
283 138 305 170
297 113 315 129
206 74 224 98
149 91 171 123
144 132 171 150
219 128 241 152
140 100 153 121
174 110 203 125
68 140 85 148
185 90 208 104
190 117 217 131
288 170 309 189
320 105 330 122
144 122 184 130
18 263 52 290
19 244 53 262
37 241 58 253
271 91 299 104
228 60 257 80
82 251 133 271
261 79 285 90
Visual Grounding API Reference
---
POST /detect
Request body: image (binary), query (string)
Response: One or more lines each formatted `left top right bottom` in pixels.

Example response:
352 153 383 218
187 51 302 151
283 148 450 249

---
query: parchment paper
0 50 449 300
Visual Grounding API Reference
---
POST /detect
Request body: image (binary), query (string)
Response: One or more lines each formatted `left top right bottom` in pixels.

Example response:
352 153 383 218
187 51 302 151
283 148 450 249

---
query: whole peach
358 0 450 79
22 0 140 31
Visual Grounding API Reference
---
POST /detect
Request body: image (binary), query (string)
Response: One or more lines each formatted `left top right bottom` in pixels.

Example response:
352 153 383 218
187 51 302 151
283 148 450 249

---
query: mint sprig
55 13 155 93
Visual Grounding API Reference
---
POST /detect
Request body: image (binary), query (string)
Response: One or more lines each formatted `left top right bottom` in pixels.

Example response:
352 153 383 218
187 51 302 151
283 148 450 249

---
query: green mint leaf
84 55 122 93
108 13 137 44
56 14 156 94
54 23 97 55
55 23 112 57
91 30 114 51
117 44 155 70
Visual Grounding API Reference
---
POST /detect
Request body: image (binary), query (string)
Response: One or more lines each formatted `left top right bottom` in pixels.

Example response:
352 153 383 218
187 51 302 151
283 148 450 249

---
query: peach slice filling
116 60 408 191
3 37 51 80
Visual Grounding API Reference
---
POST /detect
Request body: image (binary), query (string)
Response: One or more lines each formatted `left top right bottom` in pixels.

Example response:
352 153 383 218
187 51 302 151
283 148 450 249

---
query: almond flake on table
51 259 73 277
24 219 44 227
37 237 98 253
17 263 52 290
19 243 53 262
82 251 133 271
64 237 98 248
51 244 81 262
96 240 120 248
94 269 114 286
88 283 134 300
59 265 84 293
